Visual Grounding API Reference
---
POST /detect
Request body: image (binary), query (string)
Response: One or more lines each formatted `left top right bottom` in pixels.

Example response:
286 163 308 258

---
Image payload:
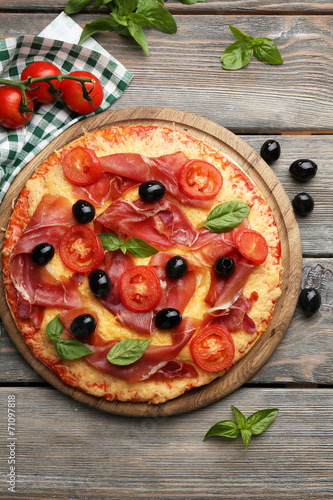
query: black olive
299 288 321 315
89 269 111 296
214 256 236 276
165 255 188 279
289 159 317 181
70 314 97 337
155 308 182 330
30 243 55 266
72 199 95 224
139 181 166 202
292 192 314 216
260 140 281 164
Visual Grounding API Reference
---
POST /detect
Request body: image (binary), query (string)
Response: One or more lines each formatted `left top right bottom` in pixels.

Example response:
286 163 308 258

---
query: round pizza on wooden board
0 108 302 417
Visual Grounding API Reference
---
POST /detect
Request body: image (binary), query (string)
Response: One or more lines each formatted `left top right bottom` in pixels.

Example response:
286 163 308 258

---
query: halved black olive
214 256 235 276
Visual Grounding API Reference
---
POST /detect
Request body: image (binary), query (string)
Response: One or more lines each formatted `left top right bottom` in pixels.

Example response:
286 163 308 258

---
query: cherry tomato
61 71 103 114
21 61 61 103
119 265 162 313
190 325 235 372
179 160 222 200
62 146 102 186
0 86 34 129
235 229 268 265
59 225 104 273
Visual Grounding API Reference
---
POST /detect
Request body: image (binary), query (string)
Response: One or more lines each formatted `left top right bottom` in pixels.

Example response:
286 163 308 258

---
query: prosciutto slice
99 152 213 208
96 198 199 249
9 194 83 326
73 172 138 206
60 310 199 382
208 294 257 333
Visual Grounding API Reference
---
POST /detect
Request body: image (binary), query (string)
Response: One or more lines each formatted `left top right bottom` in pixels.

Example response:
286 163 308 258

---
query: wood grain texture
0 386 333 499
0 107 302 416
1 14 333 132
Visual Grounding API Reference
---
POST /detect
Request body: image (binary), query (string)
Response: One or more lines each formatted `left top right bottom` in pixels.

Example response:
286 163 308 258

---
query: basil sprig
46 314 93 360
204 405 279 450
221 25 284 70
99 233 159 258
200 200 250 233
107 338 152 366
64 0 182 56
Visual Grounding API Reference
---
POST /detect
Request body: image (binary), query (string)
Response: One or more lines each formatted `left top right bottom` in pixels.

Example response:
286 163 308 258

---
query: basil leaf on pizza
201 201 250 232
124 238 159 257
107 339 152 366
99 233 124 252
54 339 93 360
46 314 63 340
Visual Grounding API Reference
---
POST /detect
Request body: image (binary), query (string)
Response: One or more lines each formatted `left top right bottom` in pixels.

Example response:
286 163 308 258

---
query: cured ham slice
99 152 213 208
205 249 242 307
96 198 199 249
73 172 138 206
208 294 257 333
60 310 199 382
9 194 83 326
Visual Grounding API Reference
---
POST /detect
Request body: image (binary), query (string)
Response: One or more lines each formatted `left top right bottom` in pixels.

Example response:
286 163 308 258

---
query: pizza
2 125 282 404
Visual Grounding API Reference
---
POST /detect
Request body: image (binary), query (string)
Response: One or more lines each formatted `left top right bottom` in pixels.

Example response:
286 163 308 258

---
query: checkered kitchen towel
0 12 132 204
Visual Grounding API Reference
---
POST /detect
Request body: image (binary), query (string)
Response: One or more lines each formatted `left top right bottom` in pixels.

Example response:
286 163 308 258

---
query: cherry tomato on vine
190 325 235 372
61 71 103 114
119 266 162 313
179 160 222 200
234 229 268 265
0 86 34 129
21 61 61 104
59 225 104 273
62 146 102 186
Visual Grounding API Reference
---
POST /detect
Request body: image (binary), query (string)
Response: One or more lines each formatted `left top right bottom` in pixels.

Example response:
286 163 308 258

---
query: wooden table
1 1 332 499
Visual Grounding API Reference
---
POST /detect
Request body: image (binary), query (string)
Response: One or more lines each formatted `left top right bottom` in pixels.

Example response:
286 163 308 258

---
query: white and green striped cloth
0 12 132 204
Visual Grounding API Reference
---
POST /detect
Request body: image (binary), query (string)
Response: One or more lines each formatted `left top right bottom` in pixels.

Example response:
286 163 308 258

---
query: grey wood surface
0 386 332 500
1 1 333 498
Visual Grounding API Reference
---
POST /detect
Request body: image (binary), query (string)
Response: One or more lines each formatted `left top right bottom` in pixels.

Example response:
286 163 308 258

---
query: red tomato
235 229 268 265
62 146 102 186
0 86 34 129
21 61 61 103
190 325 235 372
179 160 222 200
61 71 103 114
59 225 104 273
119 265 162 313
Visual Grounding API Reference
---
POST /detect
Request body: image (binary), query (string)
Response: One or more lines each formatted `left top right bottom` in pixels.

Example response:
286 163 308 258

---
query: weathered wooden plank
0 386 333 499
2 258 332 386
1 14 333 132
2 0 333 14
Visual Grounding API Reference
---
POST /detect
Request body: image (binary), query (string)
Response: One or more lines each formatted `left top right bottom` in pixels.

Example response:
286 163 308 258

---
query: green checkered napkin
0 15 132 204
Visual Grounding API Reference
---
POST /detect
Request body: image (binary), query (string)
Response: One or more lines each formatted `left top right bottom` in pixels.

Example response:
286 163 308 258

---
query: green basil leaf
220 41 253 70
54 339 93 360
125 237 159 257
79 17 119 44
64 0 93 14
201 200 250 233
98 233 123 252
240 429 252 450
137 0 177 34
46 314 63 341
231 405 247 430
229 25 255 45
203 420 240 440
246 408 279 435
119 0 138 16
128 12 154 27
128 21 149 55
107 338 152 365
112 12 129 26
116 25 131 36
254 38 284 65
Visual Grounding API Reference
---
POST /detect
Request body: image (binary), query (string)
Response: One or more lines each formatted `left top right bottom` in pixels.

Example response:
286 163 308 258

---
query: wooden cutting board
0 107 302 417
